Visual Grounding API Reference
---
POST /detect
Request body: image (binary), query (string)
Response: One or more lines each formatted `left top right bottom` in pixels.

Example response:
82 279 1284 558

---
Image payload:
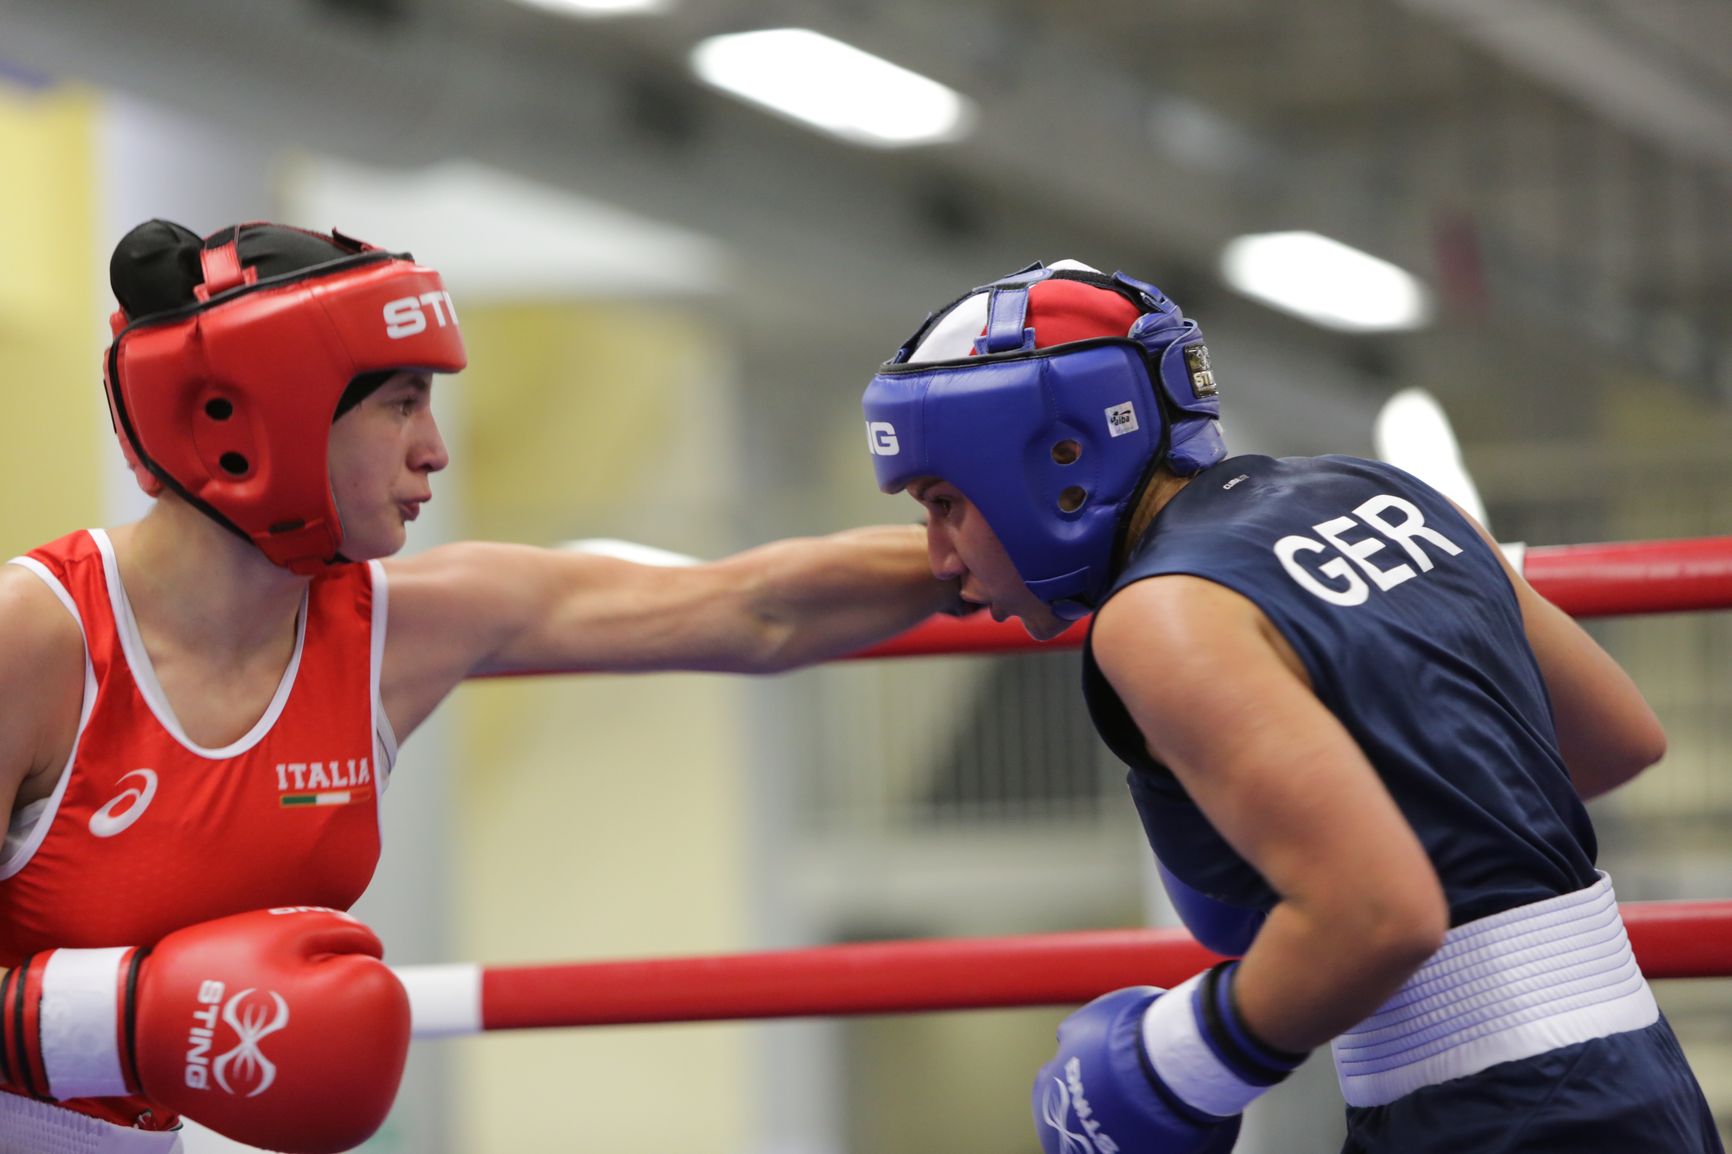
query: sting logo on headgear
863 261 1226 618
383 291 459 340
103 221 469 574
865 420 901 456
1184 344 1218 398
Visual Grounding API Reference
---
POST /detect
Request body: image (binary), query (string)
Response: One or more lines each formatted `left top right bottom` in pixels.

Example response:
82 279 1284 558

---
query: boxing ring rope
847 535 1732 659
397 900 1732 1038
421 534 1732 1038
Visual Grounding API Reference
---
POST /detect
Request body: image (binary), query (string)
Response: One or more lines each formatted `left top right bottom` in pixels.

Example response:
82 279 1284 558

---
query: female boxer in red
0 220 960 1154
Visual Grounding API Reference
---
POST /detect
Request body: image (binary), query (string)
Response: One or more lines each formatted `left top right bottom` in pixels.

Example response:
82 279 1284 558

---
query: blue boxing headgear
862 262 1225 618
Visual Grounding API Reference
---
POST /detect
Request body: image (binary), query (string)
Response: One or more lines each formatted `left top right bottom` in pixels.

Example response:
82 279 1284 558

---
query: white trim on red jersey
90 529 309 760
1 556 99 881
367 557 396 857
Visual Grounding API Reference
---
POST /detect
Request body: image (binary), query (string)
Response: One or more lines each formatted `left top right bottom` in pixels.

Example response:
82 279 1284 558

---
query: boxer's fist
1032 986 1242 1154
1 908 410 1154
133 908 410 1151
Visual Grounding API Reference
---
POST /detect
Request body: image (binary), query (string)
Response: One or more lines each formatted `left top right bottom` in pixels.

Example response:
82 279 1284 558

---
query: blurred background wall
1 1 1728 1149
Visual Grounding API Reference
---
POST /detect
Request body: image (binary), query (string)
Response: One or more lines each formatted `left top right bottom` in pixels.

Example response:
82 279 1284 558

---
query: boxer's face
327 371 448 559
909 477 1068 641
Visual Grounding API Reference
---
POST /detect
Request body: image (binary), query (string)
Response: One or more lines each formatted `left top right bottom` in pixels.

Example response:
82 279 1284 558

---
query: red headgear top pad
104 226 467 573
906 269 1148 363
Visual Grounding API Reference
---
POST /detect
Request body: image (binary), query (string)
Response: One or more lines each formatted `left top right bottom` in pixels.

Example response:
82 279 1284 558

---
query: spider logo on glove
185 981 291 1097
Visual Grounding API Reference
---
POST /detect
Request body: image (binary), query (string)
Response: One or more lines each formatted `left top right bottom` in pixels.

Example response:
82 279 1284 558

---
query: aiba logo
88 769 158 839
185 982 291 1098
865 421 900 456
1104 402 1139 438
383 291 459 340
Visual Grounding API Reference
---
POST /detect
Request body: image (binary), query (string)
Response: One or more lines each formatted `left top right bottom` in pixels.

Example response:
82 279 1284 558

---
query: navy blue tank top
1082 454 1598 926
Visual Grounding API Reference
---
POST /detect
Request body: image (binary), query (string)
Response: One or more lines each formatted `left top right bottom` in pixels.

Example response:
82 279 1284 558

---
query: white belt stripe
0 1089 182 1154
1332 872 1658 1107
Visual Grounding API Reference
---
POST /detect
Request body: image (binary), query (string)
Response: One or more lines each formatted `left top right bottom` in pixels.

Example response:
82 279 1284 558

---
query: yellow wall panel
0 86 103 555
449 300 751 1153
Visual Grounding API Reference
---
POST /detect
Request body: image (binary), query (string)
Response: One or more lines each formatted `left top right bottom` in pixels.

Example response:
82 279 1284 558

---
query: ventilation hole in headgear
1058 486 1087 513
204 398 234 421
268 520 305 535
219 452 250 476
1051 439 1081 465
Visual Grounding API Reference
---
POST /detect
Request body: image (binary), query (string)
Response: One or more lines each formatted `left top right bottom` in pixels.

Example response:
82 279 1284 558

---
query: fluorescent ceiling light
514 0 671 17
1220 231 1432 332
691 28 973 148
1374 387 1488 527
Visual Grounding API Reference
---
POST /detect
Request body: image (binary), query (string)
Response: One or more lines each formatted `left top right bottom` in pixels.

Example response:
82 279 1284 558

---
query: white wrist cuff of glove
38 947 136 1100
1141 963 1305 1119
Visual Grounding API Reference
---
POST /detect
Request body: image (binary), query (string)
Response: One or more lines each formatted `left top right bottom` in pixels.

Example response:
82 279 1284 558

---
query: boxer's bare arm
0 566 86 824
378 525 953 740
1456 510 1667 799
1092 574 1448 1055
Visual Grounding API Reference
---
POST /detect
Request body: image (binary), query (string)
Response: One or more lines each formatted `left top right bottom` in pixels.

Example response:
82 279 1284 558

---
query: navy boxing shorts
1341 1015 1723 1154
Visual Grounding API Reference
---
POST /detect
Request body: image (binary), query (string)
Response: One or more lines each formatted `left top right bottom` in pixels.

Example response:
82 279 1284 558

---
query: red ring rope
848 536 1732 660
398 900 1732 1037
413 536 1732 1038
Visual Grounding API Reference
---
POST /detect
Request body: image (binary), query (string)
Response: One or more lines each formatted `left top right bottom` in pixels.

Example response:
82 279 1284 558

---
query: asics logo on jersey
88 768 158 838
212 988 290 1097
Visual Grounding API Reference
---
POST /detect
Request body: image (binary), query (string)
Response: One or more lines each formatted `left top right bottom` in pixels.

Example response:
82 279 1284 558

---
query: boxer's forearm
1230 888 1445 1054
733 524 961 671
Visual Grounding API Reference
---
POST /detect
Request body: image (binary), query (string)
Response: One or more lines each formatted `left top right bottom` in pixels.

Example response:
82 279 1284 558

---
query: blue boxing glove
1158 861 1266 957
1031 963 1306 1154
1032 987 1241 1154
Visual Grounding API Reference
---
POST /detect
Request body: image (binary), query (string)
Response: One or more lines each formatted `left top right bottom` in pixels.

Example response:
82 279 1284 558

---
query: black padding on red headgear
109 220 205 318
111 221 403 424
102 217 466 573
109 220 364 320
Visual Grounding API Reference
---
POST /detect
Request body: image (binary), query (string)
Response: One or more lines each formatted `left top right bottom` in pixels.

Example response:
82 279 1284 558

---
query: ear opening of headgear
861 261 1225 615
102 220 469 574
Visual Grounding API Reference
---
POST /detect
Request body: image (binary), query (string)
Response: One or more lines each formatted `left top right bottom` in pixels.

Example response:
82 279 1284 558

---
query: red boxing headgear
103 223 468 573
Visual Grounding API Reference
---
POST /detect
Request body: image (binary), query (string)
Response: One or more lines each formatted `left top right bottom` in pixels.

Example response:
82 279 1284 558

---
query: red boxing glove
1 907 410 1154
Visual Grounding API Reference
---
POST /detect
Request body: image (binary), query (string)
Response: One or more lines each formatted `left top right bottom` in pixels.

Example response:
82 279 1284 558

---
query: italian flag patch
280 787 374 808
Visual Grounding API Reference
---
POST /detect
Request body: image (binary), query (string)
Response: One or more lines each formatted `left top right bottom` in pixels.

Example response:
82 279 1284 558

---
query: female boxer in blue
861 261 1721 1154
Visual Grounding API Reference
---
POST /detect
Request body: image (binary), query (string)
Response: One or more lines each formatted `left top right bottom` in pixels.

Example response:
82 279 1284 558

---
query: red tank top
0 529 391 1128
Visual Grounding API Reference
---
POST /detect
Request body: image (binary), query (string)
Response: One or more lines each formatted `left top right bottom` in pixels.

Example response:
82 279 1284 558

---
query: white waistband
0 1094 182 1154
1330 871 1658 1108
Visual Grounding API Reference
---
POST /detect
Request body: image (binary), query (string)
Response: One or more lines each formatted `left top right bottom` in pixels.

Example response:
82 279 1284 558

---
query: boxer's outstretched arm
379 525 957 737
1091 574 1448 1055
